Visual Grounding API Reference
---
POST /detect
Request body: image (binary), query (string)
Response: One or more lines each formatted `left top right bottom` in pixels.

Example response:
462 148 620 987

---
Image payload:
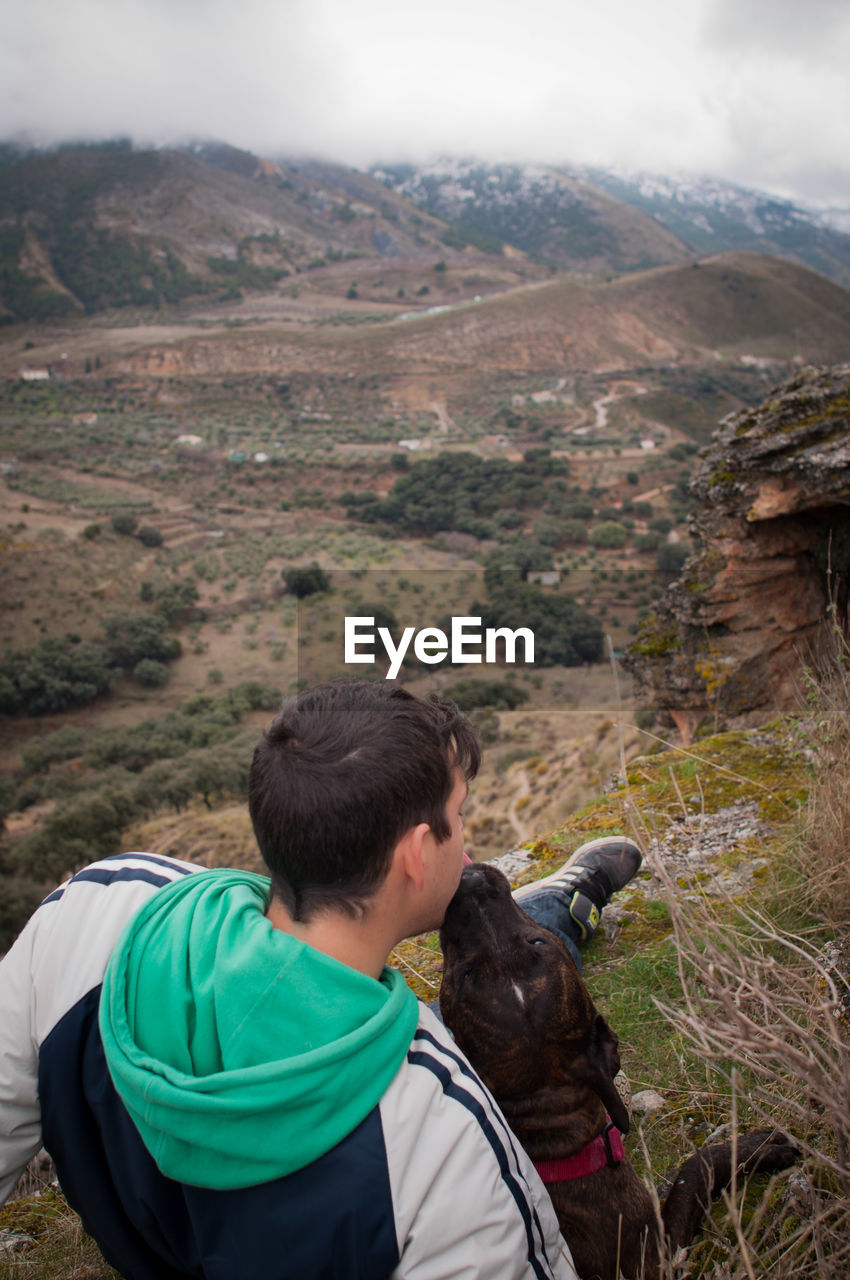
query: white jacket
0 853 576 1279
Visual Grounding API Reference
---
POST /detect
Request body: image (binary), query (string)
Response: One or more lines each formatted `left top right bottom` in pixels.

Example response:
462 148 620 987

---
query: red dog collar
533 1118 625 1184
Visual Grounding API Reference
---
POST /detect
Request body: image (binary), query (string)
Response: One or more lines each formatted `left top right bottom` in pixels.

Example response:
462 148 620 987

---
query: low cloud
3 0 849 207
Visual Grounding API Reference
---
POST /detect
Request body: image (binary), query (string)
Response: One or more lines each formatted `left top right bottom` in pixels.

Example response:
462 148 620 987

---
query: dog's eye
528 936 548 946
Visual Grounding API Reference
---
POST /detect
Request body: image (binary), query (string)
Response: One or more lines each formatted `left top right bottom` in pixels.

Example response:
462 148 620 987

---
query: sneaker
513 836 642 941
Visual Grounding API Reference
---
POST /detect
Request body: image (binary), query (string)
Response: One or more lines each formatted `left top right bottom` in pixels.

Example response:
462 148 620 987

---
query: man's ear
394 822 430 892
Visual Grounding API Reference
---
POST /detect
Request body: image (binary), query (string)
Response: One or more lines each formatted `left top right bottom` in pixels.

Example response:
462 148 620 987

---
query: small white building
19 368 50 382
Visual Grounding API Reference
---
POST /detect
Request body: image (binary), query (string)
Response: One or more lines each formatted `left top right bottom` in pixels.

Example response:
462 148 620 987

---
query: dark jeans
515 888 584 971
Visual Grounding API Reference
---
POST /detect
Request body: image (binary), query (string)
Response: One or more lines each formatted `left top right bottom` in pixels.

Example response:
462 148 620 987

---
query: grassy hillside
6 251 845 391
381 251 850 372
608 251 850 359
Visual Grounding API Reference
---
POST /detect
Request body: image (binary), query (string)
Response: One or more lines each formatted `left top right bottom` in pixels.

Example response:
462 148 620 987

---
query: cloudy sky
4 0 850 209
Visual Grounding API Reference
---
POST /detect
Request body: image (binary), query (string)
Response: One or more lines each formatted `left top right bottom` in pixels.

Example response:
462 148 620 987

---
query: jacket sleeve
0 912 42 1204
0 853 203 1206
380 1007 577 1280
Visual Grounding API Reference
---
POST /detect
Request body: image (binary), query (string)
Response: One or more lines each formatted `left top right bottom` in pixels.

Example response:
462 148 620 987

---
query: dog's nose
460 863 507 900
462 863 487 884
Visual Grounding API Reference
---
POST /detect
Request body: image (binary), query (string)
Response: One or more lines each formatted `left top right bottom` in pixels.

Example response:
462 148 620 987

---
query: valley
2 141 850 949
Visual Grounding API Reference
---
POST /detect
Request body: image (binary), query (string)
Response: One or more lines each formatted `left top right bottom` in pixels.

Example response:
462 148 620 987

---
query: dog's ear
589 1012 620 1079
581 1012 631 1135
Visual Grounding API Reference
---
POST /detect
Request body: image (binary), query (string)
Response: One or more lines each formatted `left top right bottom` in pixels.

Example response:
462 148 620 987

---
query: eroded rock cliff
624 363 850 740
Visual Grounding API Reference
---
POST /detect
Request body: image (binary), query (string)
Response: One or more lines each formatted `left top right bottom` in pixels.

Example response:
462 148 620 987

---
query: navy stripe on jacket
408 1029 552 1280
42 855 197 905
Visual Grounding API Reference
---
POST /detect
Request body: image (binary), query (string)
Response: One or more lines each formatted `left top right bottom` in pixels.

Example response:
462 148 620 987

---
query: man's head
249 679 480 922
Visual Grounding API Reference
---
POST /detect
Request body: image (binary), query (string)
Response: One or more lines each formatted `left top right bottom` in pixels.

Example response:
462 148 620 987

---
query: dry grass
0 1175 117 1280
647 867 849 1278
0 1206 119 1280
796 618 850 933
628 625 850 1279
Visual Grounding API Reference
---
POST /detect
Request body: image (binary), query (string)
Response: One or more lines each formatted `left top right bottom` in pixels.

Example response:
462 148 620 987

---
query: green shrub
133 658 169 687
102 613 181 669
144 579 200 624
590 521 628 549
443 679 529 712
0 637 112 715
560 519 588 544
20 725 87 774
354 451 568 539
111 511 139 536
282 563 330 598
481 580 603 667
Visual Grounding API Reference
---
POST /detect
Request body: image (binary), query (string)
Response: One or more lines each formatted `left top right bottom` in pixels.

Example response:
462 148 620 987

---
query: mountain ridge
374 157 850 288
0 141 495 324
580 165 850 288
5 141 850 329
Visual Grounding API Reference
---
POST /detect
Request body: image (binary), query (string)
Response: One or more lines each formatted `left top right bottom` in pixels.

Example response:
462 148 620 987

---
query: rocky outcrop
623 364 850 740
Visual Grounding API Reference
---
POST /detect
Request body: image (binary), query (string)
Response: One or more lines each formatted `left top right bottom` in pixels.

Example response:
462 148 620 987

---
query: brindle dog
439 863 797 1280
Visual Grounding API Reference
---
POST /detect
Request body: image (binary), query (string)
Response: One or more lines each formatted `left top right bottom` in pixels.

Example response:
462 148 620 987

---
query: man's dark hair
249 679 481 920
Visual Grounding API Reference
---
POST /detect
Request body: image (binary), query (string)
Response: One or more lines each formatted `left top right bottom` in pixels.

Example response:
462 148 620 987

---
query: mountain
371 159 690 273
374 159 850 288
0 141 469 324
4 140 850 337
580 167 850 290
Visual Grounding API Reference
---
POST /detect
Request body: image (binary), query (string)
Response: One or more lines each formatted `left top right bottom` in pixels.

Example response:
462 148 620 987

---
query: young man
0 680 638 1279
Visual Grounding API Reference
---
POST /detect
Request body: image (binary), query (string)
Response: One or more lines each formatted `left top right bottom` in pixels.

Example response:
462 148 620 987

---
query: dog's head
439 862 629 1134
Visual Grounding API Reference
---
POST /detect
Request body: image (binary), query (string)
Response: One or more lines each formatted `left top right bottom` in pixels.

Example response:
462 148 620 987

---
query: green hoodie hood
99 868 420 1190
